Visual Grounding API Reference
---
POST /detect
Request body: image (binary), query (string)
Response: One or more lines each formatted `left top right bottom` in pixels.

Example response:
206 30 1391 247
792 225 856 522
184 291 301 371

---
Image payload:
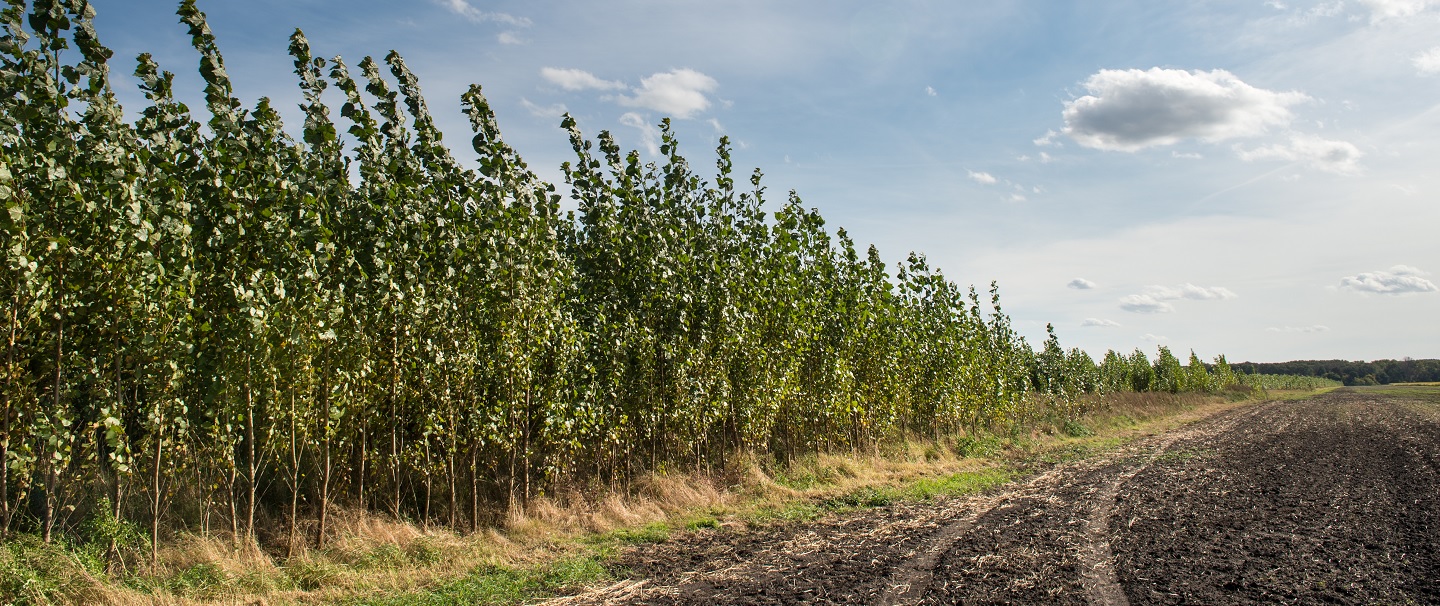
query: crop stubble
550 388 1440 604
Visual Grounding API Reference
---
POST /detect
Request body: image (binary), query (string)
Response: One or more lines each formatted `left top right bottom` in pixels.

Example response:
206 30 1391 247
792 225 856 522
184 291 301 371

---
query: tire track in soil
548 391 1440 604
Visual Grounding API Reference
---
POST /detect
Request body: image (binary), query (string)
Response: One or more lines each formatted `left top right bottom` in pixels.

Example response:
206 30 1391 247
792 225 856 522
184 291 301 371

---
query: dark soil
552 388 1440 605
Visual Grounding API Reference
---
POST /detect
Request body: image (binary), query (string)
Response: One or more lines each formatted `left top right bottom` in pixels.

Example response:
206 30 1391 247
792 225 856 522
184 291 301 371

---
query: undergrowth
10 389 1273 605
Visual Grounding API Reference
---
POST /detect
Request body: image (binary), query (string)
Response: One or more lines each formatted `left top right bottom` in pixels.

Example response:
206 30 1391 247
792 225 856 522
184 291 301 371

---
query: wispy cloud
1119 295 1174 314
967 170 998 185
1357 0 1438 22
1062 68 1308 151
619 112 661 156
1339 265 1438 295
1144 283 1238 301
1141 333 1169 342
1266 325 1331 333
540 67 625 91
1414 47 1440 75
436 0 531 26
926 85 938 97
1236 134 1363 175
519 98 567 119
497 31 524 45
1082 318 1121 327
1119 283 1237 313
1068 278 1097 290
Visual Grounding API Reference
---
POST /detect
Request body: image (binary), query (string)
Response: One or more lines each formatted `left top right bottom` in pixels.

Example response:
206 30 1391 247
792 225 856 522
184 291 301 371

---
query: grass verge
28 387 1321 605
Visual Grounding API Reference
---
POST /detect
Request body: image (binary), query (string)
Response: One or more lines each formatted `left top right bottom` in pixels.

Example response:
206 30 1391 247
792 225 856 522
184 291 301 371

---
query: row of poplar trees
0 1 1238 565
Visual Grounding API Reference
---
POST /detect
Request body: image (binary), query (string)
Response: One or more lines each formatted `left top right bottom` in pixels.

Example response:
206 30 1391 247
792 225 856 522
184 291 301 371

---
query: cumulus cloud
619 112 661 156
437 0 531 26
1144 283 1239 301
1339 265 1439 295
1357 0 1437 21
1267 325 1332 333
1082 318 1121 327
1033 130 1061 147
1062 68 1308 151
617 69 718 119
1068 278 1097 290
926 86 938 96
1414 47 1440 75
1119 283 1236 313
540 67 625 91
1236 134 1363 174
967 170 998 185
1119 295 1174 314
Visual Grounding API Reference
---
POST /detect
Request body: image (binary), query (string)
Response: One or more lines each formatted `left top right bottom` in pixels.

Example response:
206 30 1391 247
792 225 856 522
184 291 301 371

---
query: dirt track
552 388 1440 605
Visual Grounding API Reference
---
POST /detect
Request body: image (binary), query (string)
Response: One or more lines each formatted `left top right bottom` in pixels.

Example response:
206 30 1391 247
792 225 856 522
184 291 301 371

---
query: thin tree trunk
150 417 164 571
1 296 18 537
316 375 331 549
43 271 64 545
286 389 299 560
245 357 258 540
469 446 479 533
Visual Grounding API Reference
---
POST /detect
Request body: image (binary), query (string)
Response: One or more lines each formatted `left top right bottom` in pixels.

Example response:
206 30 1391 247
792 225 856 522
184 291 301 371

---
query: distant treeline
1232 359 1440 386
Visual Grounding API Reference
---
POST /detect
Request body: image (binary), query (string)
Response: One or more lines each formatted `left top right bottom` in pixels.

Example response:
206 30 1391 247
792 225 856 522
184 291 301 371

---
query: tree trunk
1 296 17 537
150 414 164 571
43 271 64 545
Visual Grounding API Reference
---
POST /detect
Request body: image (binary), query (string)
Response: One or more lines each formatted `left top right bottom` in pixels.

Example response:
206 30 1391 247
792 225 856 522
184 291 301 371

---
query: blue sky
94 0 1439 362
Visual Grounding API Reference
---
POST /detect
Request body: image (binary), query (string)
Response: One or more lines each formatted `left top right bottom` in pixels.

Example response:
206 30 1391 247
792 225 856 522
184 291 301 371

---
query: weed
1062 419 1095 437
284 557 344 591
604 522 670 545
684 516 720 531
355 556 608 606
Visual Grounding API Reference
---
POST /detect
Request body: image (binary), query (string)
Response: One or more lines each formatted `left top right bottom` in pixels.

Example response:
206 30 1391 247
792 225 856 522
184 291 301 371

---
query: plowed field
551 387 1440 605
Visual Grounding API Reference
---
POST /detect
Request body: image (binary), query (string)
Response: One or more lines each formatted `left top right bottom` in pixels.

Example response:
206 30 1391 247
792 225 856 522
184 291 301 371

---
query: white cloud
1172 151 1204 159
1119 295 1174 314
1339 265 1439 295
437 0 531 26
1358 0 1437 21
520 98 567 119
1082 318 1121 327
1141 333 1169 342
708 118 724 133
497 31 523 45
1144 283 1238 301
1236 134 1363 174
1119 283 1236 313
540 67 625 92
1033 130 1061 147
616 69 718 119
1062 68 1309 151
967 170 998 185
1413 47 1440 75
1008 193 1028 202
1068 278 1097 290
618 112 661 156
926 86 938 96
1266 325 1332 333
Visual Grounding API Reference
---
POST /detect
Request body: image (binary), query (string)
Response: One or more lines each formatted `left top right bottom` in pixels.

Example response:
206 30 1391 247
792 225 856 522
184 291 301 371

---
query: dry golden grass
68 390 1251 606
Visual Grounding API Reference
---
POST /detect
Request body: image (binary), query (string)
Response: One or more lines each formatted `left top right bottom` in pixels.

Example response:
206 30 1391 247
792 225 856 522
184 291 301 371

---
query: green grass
352 556 609 606
1352 384 1440 403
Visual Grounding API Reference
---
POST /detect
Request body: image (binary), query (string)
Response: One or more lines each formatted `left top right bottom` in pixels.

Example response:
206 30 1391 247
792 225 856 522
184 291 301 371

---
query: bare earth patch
548 388 1440 604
